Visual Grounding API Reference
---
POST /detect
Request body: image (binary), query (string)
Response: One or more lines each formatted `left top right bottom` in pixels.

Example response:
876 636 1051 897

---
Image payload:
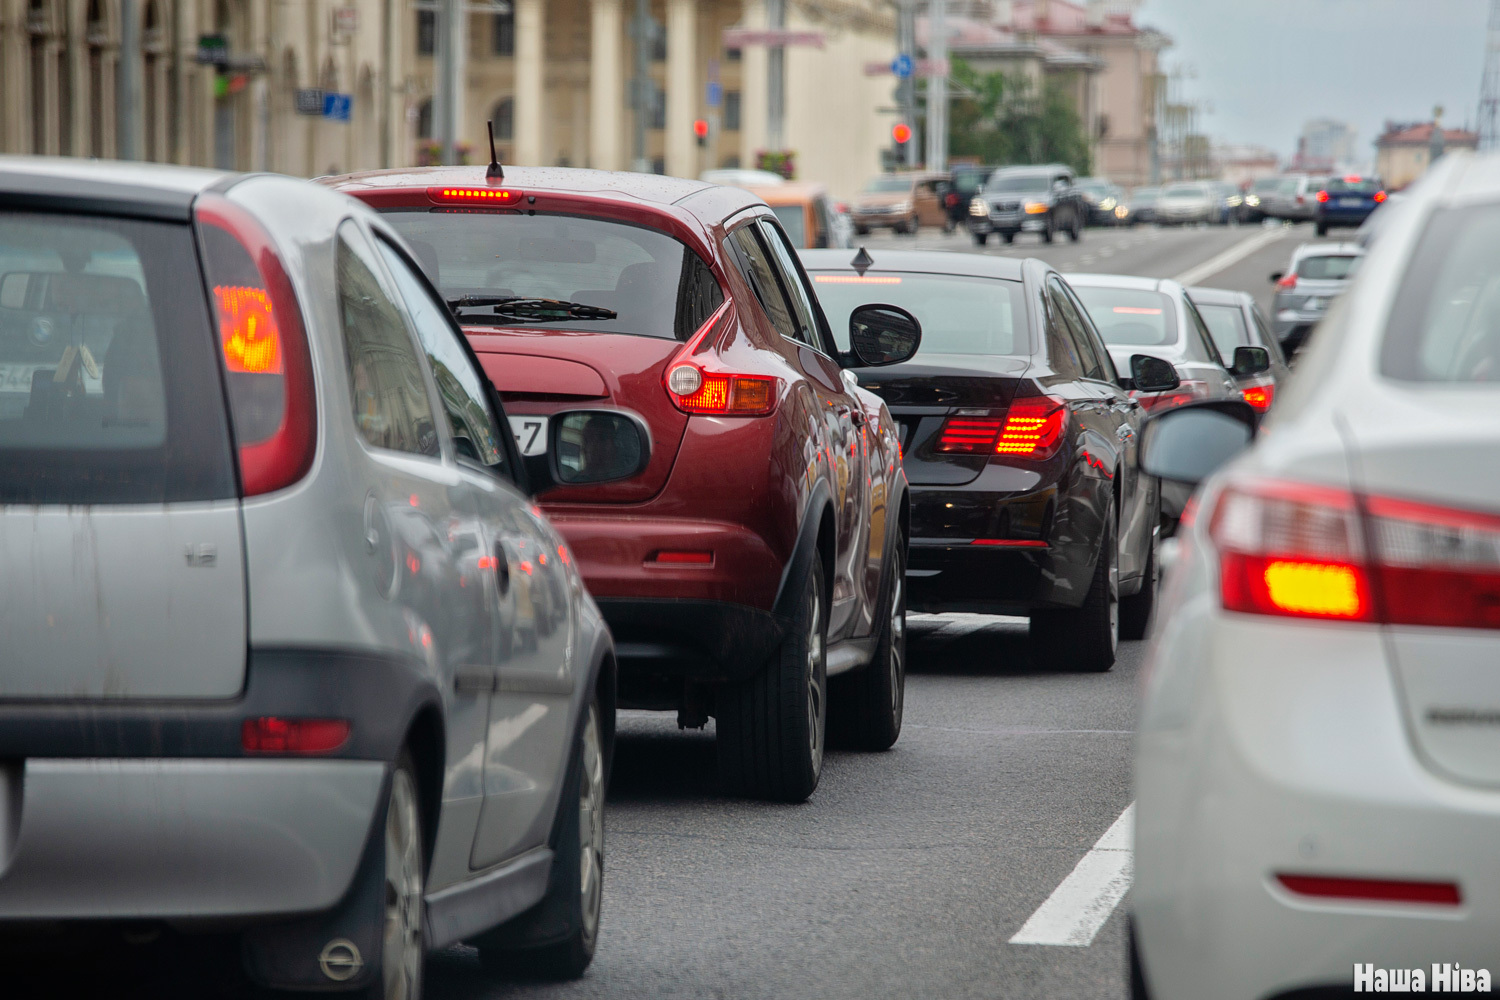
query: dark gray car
968 164 1087 246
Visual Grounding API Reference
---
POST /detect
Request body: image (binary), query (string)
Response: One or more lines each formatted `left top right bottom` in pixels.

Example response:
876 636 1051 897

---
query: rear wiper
445 295 617 322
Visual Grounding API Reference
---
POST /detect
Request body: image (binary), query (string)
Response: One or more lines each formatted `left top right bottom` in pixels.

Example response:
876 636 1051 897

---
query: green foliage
948 59 1092 175
755 150 797 180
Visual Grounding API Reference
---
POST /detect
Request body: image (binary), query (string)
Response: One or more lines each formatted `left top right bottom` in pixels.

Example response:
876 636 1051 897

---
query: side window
675 250 725 340
1049 278 1104 381
757 219 822 348
375 238 507 472
727 223 798 340
335 224 440 457
1043 287 1083 379
1183 298 1225 366
1252 307 1288 365
1063 284 1118 383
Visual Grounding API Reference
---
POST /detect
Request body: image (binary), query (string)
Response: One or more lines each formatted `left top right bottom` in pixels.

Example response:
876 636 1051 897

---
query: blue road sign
891 53 913 78
323 92 353 122
707 81 723 108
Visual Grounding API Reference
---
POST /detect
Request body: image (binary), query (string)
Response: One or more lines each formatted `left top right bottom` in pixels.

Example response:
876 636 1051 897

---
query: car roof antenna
486 120 504 182
851 247 873 277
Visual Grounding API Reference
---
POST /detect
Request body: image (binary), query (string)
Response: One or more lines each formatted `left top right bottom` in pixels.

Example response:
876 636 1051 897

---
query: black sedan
801 249 1180 669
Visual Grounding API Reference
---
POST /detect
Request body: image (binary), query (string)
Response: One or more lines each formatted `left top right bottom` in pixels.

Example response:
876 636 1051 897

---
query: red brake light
651 550 713 564
935 417 1004 453
662 301 778 416
1276 874 1461 907
196 196 317 498
426 186 524 207
1240 383 1275 412
242 717 351 755
995 395 1066 459
1374 190 1388 203
1277 273 1298 290
1316 190 1330 203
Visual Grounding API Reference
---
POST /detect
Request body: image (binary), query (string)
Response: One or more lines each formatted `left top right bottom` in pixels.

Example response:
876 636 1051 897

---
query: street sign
707 81 723 108
323 92 353 122
721 28 825 49
865 58 949 78
295 88 326 115
332 6 359 36
892 53 913 78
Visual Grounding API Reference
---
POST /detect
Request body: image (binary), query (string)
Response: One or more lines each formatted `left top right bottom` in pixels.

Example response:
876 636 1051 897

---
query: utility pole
896 0 916 167
925 0 947 173
1479 0 1500 152
766 0 785 150
117 0 142 159
432 0 466 164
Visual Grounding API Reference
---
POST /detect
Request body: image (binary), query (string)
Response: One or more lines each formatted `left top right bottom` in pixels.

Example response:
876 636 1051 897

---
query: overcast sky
1137 0 1491 163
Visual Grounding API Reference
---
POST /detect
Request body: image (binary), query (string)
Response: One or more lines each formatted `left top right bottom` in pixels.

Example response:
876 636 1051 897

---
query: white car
1132 150 1500 999
1153 182 1216 226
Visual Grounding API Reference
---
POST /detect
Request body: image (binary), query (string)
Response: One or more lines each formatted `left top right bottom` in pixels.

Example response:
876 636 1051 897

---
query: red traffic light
892 123 912 144
693 119 709 139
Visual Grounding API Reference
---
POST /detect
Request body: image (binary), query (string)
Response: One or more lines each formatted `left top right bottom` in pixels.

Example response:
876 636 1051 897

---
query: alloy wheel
889 570 906 729
1107 541 1120 656
382 767 424 1000
806 590 826 772
577 705 605 952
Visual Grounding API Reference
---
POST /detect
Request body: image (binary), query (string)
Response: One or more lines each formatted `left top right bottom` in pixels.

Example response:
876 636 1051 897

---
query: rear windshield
864 177 912 194
1325 177 1383 195
953 171 989 195
1252 178 1281 193
771 204 807 247
0 212 235 503
1071 287 1178 347
987 174 1052 194
810 272 1029 357
1195 302 1249 360
1296 254 1360 280
380 211 723 340
1382 204 1500 382
1162 183 1209 197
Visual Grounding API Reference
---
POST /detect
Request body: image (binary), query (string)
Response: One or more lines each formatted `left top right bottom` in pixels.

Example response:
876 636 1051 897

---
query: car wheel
475 696 606 980
1118 528 1156 641
1042 217 1055 244
1068 216 1082 242
364 753 424 1000
829 527 906 751
1316 222 1328 237
973 233 988 246
1002 231 1015 244
717 557 827 802
1030 516 1118 672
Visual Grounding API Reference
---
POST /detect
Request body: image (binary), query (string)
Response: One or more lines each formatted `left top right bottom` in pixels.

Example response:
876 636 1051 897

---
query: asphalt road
416 222 1328 1000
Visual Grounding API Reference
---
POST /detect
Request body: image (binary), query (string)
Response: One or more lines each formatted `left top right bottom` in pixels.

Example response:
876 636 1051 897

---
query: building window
491 97 513 140
417 10 436 56
651 29 666 62
416 98 432 139
491 9 514 55
720 154 740 169
724 90 741 131
726 47 741 61
648 88 665 130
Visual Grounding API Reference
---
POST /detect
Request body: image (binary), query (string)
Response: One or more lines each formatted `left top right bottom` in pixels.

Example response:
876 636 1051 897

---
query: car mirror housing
1232 345 1272 377
1139 400 1258 485
527 409 652 494
1130 354 1181 393
847 304 922 367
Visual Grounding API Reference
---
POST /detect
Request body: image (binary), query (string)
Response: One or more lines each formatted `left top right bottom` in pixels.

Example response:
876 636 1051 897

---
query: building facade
1375 120 1479 190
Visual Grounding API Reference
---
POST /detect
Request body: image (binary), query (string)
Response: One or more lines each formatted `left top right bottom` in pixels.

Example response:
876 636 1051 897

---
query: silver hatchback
0 158 626 995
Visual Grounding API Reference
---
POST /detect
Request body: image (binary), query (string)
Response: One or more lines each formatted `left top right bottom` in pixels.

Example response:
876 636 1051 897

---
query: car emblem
318 938 363 981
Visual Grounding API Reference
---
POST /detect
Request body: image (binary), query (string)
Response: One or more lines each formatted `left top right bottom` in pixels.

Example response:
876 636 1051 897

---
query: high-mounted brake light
196 196 317 498
1241 383 1275 412
427 186 524 207
995 395 1066 459
242 717 351 755
1210 479 1500 629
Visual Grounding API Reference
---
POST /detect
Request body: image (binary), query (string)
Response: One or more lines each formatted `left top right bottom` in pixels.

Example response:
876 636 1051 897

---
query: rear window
380 211 723 341
1071 287 1178 347
1296 254 1360 280
1382 205 1500 382
1196 302 1249 360
809 272 1028 357
0 212 235 503
771 204 807 247
987 173 1052 194
864 177 912 194
1325 177 1383 195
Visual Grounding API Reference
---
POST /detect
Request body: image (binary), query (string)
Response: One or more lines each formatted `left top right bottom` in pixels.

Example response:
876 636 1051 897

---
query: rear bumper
0 758 384 921
595 598 786 685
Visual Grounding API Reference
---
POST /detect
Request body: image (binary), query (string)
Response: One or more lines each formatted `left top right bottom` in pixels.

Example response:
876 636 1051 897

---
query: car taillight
1277 273 1298 290
1133 379 1209 413
1241 383 1275 412
935 416 1004 453
426 186 524 207
662 300 777 416
995 395 1066 459
196 196 317 497
1374 190 1388 203
1209 479 1500 629
1316 190 1330 203
242 717 350 755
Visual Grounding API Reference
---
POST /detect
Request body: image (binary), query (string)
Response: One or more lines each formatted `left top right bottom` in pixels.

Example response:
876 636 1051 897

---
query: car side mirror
1139 400 1259 485
1231 345 1271 377
847 304 922 367
526 409 652 494
1269 271 1284 284
1130 354 1181 393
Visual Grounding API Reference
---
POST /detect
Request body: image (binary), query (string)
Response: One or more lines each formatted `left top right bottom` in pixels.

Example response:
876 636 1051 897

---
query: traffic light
694 119 709 147
892 123 912 145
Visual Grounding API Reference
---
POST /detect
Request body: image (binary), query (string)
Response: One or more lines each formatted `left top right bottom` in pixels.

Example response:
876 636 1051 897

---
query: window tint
1251 308 1287 365
1049 279 1105 380
1044 291 1084 379
727 223 797 340
810 272 1027 356
376 239 506 471
1073 286 1177 347
1182 299 1224 364
1197 303 1249 362
1296 254 1361 280
1325 177 1383 194
757 220 822 348
1062 284 1117 382
0 213 236 503
336 225 440 457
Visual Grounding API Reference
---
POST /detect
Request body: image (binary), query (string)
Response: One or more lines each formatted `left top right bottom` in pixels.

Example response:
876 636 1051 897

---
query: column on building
663 0 695 178
514 0 543 165
588 0 622 170
737 0 766 169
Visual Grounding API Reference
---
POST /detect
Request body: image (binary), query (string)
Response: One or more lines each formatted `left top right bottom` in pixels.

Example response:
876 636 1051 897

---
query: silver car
1188 286 1292 413
0 158 625 995
1270 241 1365 355
1154 181 1216 225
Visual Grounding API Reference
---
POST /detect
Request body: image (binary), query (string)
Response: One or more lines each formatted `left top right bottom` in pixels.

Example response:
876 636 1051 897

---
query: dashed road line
1009 803 1134 947
1170 225 1289 287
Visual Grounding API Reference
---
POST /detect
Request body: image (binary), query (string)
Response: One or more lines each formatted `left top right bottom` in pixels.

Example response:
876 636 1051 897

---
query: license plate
507 415 548 456
1306 297 1327 310
1339 198 1364 207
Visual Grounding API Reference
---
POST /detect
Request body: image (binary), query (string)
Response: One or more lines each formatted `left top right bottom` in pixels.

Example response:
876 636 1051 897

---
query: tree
947 58 1092 175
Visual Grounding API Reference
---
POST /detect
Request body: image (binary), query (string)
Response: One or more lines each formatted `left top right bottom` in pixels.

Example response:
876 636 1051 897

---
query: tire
1002 231 1015 244
1315 222 1328 237
476 697 606 980
906 215 919 235
1118 528 1156 641
364 753 425 1000
1030 516 1118 672
1068 215 1082 242
1042 216 1055 244
829 528 906 752
717 557 827 801
1129 918 1154 1000
973 233 989 246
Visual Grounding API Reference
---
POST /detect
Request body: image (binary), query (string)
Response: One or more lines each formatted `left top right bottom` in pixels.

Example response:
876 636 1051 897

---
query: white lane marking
1170 226 1288 288
1010 803 1134 947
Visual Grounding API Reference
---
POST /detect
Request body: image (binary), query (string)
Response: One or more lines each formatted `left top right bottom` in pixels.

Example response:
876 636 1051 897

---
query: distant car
1270 242 1365 355
1266 174 1325 222
802 248 1176 666
1154 182 1217 226
1187 286 1291 412
852 172 946 235
1211 182 1243 224
1315 174 1387 236
1240 176 1282 223
1065 273 1265 523
1077 177 1130 226
1133 150 1500 1000
941 164 996 232
744 181 853 249
968 164 1088 245
1128 186 1161 225
701 168 786 187
0 157 622 993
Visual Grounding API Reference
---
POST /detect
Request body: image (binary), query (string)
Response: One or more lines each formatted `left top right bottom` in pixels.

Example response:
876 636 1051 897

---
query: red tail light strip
663 301 780 416
1276 874 1462 906
972 539 1048 548
650 551 714 565
1241 383 1275 412
426 186 524 207
995 396 1066 459
936 418 1004 453
242 717 351 755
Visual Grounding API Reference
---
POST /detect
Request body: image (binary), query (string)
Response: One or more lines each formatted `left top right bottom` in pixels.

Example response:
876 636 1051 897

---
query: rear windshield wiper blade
445 295 617 322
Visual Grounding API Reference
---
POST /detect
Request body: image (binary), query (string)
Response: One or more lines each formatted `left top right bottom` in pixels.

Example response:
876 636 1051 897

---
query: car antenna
486 120 504 182
851 247 873 277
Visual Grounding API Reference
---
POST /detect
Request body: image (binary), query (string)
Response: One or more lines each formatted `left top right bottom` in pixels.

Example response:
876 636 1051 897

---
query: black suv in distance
968 165 1088 246
940 165 996 232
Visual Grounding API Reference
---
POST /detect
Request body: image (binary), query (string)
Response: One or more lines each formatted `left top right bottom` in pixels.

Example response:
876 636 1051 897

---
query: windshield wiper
445 295 617 322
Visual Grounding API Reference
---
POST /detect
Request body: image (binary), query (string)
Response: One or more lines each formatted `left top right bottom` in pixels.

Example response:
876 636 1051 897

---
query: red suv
330 167 920 801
